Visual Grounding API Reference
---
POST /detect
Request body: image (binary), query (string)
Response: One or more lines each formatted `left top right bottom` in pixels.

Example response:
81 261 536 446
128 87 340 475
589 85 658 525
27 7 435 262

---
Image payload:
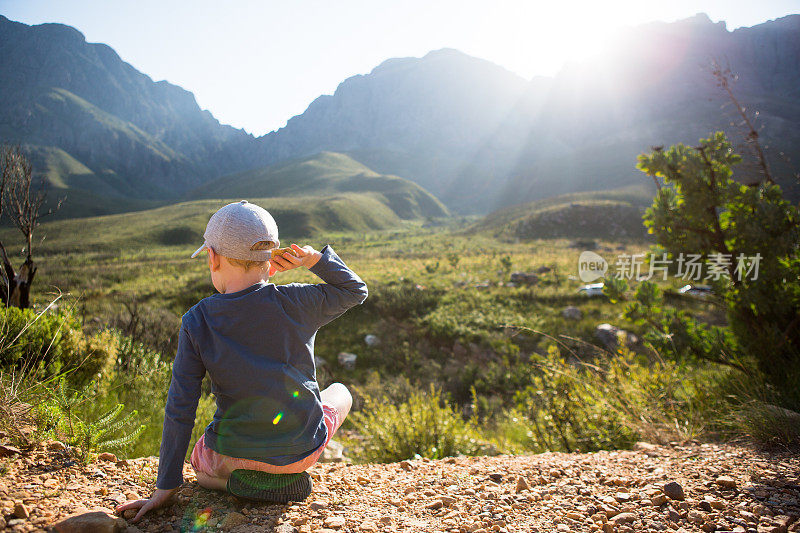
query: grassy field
1 189 728 460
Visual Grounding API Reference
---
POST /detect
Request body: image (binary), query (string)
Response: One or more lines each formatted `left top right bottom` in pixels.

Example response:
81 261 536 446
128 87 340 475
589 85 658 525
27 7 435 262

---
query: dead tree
0 146 50 308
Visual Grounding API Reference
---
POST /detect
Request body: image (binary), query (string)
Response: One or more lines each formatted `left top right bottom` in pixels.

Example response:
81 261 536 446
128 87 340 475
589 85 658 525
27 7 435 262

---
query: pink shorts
190 404 341 479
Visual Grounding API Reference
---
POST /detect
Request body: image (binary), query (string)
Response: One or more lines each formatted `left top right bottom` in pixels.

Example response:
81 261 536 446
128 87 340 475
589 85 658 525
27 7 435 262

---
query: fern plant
33 376 145 463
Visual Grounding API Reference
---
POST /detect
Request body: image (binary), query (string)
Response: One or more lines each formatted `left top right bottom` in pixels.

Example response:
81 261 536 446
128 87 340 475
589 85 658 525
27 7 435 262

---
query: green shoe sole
226 469 313 503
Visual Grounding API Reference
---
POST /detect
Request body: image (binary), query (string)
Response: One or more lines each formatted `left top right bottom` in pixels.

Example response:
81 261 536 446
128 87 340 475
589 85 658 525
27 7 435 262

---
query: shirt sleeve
299 244 369 329
156 323 205 490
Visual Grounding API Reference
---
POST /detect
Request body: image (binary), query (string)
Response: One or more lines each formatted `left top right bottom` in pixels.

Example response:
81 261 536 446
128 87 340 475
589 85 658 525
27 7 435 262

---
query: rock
515 476 530 493
54 511 127 533
220 511 248 530
356 475 369 484
510 272 539 286
0 444 21 457
663 481 685 501
612 512 636 525
561 306 582 320
309 500 327 511
323 516 346 529
337 352 357 369
488 473 503 483
595 323 638 350
716 475 737 489
359 522 378 532
14 502 29 518
123 509 136 520
651 494 668 506
97 452 118 462
633 441 659 454
364 334 380 347
400 460 413 471
48 440 67 451
426 499 443 510
274 525 297 533
688 510 704 524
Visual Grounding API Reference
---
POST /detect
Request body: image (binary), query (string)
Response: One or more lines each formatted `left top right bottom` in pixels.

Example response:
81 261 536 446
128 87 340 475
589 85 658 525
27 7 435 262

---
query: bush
512 344 709 452
349 382 488 462
0 301 118 384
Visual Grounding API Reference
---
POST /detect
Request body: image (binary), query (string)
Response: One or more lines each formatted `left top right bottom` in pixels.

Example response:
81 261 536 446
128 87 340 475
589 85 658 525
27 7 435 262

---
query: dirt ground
1 441 799 532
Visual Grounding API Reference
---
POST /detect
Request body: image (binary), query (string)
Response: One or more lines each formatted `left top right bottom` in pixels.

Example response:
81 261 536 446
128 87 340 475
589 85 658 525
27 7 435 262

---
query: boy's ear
207 247 221 271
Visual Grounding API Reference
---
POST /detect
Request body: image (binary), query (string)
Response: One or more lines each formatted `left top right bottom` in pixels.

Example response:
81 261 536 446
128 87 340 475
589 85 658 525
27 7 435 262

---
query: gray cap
191 200 279 261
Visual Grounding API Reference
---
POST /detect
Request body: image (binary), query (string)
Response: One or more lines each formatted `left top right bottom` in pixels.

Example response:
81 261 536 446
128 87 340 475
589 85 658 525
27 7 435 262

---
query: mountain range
1 12 798 221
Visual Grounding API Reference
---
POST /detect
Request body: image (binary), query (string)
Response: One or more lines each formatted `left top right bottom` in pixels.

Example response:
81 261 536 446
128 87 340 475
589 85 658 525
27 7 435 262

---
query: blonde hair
223 240 275 271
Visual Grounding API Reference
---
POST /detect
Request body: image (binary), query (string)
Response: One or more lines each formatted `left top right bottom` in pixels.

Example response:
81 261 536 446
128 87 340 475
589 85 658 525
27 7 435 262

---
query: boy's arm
275 244 368 328
155 323 205 490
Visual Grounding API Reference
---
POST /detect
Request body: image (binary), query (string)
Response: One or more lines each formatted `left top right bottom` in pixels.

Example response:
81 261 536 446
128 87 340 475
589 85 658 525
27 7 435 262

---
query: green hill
1 194 409 255
478 184 655 241
190 152 449 220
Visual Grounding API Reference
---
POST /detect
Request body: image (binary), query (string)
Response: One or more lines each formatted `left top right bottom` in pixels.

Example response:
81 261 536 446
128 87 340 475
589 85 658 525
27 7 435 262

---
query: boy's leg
195 470 228 491
320 382 352 420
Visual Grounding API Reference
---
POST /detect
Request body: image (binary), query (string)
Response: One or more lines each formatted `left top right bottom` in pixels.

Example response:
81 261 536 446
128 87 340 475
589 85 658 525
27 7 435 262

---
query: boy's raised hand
269 244 322 276
115 487 176 523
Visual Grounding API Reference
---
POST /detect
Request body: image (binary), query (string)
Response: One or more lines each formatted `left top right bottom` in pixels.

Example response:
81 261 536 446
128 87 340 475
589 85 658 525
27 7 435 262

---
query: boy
116 200 367 523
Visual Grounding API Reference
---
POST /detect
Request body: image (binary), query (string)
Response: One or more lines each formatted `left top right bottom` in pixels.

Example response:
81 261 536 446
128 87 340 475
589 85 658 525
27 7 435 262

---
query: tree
635 132 800 407
0 145 53 308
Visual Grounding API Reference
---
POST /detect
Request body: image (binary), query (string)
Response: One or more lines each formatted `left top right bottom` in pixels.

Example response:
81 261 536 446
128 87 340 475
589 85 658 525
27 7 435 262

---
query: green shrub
0 301 118 384
512 344 709 452
32 376 145 463
349 382 488 462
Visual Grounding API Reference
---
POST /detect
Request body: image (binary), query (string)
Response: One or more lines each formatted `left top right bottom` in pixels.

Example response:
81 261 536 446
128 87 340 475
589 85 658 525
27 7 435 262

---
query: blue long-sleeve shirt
156 245 368 490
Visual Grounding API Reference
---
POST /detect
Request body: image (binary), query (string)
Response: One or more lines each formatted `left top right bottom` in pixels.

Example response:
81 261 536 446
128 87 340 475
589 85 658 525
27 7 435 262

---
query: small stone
651 494 668 506
14 503 30 518
688 510 704 524
426 499 444 510
400 460 413 471
48 441 67 451
716 475 737 489
488 473 503 483
274 525 297 533
54 511 127 533
515 476 529 493
663 481 685 501
323 516 346 529
123 509 136 520
566 511 583 520
359 522 378 532
97 452 118 462
220 511 248 530
356 475 370 485
309 500 327 511
612 512 636 525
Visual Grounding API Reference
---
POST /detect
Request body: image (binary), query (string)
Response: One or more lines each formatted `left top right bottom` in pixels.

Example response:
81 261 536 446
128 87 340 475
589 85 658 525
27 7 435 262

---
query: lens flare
272 412 283 425
292 390 300 398
191 507 212 531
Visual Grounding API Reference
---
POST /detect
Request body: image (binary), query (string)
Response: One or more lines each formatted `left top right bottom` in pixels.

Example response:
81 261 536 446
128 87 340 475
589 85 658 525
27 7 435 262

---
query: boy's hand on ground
115 487 176 523
269 244 322 275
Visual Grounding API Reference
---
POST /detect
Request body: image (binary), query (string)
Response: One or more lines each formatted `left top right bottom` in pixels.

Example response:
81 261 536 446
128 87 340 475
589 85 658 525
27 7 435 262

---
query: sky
1 0 797 136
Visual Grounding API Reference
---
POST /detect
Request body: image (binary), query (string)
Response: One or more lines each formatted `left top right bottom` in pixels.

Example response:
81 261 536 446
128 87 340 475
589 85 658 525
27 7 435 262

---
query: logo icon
578 251 608 282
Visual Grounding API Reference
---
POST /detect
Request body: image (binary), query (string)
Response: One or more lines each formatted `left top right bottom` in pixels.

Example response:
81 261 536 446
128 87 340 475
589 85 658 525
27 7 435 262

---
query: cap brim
190 244 207 258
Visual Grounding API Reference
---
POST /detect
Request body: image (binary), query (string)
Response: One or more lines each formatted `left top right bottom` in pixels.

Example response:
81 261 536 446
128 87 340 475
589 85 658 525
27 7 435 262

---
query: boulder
561 306 582 320
337 352 357 369
595 323 638 350
54 511 127 533
364 334 380 346
510 272 539 286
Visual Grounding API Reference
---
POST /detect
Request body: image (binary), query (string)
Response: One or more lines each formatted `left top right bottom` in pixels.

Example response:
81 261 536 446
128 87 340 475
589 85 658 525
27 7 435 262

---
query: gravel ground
1 441 798 532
